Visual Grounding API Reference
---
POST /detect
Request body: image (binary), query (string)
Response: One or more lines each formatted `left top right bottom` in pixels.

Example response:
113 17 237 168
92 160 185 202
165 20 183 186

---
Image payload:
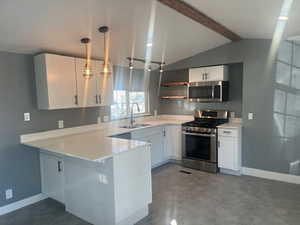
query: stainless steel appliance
182 110 229 173
188 81 229 102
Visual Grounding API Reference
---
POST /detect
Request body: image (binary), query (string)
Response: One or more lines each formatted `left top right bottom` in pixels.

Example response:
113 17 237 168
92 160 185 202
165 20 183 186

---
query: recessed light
279 16 289 21
146 43 153 47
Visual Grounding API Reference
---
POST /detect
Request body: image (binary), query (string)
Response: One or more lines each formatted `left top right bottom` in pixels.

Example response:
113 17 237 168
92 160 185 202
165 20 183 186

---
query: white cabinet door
34 54 78 109
75 58 99 107
148 132 164 168
92 60 114 106
131 127 165 168
164 125 182 160
40 153 64 203
189 68 206 82
189 66 228 82
205 66 228 81
218 136 238 170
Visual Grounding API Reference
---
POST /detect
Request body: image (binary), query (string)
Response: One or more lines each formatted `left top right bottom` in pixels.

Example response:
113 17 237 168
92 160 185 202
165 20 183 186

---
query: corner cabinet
131 125 182 168
217 127 242 175
34 53 113 110
131 127 165 168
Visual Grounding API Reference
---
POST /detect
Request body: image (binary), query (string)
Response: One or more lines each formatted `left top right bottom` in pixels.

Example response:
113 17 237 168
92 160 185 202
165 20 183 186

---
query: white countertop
21 115 192 162
21 115 242 161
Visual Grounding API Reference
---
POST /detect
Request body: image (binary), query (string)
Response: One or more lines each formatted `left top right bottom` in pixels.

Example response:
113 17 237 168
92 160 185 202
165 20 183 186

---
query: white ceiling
0 0 299 67
184 0 300 39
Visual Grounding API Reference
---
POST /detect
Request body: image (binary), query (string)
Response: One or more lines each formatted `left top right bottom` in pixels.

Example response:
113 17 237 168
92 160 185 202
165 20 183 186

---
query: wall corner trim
0 193 47 216
242 167 300 185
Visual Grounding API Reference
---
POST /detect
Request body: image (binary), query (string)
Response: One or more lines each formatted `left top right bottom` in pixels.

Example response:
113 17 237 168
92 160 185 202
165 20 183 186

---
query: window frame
111 90 150 120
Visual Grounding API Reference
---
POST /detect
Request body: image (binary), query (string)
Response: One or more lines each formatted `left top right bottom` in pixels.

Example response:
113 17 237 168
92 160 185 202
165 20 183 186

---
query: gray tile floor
1 164 300 225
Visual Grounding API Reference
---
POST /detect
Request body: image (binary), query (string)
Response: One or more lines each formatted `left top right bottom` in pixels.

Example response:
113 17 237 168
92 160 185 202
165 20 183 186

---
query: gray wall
158 39 300 176
0 51 109 207
159 64 243 117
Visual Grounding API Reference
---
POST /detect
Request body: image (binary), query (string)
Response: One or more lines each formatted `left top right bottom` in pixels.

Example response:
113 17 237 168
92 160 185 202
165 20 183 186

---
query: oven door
182 132 217 163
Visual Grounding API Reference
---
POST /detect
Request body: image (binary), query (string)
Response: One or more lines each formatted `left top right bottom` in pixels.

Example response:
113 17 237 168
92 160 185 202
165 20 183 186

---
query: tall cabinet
34 53 113 110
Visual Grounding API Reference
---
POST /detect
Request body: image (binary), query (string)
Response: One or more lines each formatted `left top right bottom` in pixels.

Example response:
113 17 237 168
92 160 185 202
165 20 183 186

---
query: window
111 90 148 119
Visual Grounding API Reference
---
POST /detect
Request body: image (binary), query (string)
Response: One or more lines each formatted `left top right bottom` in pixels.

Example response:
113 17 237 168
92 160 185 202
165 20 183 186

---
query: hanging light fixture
129 60 134 70
159 63 164 73
81 38 93 79
98 26 112 74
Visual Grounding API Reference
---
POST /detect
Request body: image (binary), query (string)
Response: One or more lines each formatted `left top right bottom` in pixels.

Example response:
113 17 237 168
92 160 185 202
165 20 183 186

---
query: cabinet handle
98 94 102 104
205 73 208 80
163 129 166 137
223 131 231 134
95 95 99 104
202 73 205 80
74 95 78 105
58 161 62 172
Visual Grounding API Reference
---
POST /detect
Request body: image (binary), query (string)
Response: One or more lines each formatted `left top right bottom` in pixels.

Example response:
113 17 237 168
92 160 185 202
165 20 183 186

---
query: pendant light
159 63 164 73
80 38 93 79
98 26 112 74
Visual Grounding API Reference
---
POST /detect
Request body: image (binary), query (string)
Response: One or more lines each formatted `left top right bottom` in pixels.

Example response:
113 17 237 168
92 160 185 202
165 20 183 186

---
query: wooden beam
158 0 242 41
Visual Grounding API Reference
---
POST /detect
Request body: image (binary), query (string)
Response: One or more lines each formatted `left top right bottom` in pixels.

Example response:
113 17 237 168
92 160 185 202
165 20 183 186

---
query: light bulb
83 64 93 78
129 61 134 70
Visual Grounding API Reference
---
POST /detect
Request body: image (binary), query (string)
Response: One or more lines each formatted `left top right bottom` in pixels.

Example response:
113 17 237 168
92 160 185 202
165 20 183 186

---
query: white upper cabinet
75 58 99 107
34 53 114 109
34 54 78 109
189 65 228 82
92 60 114 106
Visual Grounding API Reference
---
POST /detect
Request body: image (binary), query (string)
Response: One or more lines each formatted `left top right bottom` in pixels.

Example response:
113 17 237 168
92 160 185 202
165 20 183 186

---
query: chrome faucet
129 103 140 127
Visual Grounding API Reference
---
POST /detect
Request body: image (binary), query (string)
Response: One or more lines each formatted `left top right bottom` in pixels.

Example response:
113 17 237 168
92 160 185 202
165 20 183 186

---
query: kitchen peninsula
21 126 153 225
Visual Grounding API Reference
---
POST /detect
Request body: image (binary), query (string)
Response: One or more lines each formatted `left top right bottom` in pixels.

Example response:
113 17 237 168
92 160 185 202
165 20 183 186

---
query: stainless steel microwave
188 81 229 102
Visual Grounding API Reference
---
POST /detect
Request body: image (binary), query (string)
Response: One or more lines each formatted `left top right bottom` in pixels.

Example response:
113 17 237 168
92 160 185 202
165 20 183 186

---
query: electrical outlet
230 112 235 118
24 112 30 121
5 189 13 200
248 113 254 120
103 115 109 122
58 120 64 129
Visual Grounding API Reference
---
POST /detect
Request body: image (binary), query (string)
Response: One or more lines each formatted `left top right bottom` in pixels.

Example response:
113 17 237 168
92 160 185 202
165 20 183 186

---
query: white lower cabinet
218 127 242 175
164 125 182 160
131 125 182 168
40 153 64 203
131 127 165 168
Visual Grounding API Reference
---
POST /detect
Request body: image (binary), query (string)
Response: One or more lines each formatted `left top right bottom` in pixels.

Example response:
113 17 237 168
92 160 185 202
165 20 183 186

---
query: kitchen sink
119 124 151 129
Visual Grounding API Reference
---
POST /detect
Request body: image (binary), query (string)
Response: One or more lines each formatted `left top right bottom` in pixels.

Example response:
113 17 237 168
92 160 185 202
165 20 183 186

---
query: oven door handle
182 132 216 137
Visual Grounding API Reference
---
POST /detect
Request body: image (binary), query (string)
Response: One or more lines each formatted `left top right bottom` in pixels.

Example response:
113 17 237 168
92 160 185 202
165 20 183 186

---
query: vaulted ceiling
0 0 299 67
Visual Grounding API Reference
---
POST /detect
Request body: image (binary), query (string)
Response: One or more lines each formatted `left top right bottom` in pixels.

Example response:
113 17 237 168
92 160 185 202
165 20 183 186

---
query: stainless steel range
182 110 229 173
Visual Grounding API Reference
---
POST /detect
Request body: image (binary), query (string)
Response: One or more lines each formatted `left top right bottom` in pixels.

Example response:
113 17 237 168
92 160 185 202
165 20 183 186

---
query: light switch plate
97 117 102 124
58 120 64 129
5 189 13 200
24 112 30 121
248 113 254 120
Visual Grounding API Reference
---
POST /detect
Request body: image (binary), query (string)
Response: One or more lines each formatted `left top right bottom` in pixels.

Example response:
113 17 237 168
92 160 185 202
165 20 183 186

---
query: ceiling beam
158 0 242 41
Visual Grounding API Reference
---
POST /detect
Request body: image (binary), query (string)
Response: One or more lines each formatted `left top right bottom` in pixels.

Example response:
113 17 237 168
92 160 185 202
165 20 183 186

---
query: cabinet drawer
218 128 238 137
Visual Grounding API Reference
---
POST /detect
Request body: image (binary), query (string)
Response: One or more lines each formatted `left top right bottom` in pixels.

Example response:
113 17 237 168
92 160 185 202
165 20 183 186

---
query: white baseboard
0 193 47 216
242 167 300 185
